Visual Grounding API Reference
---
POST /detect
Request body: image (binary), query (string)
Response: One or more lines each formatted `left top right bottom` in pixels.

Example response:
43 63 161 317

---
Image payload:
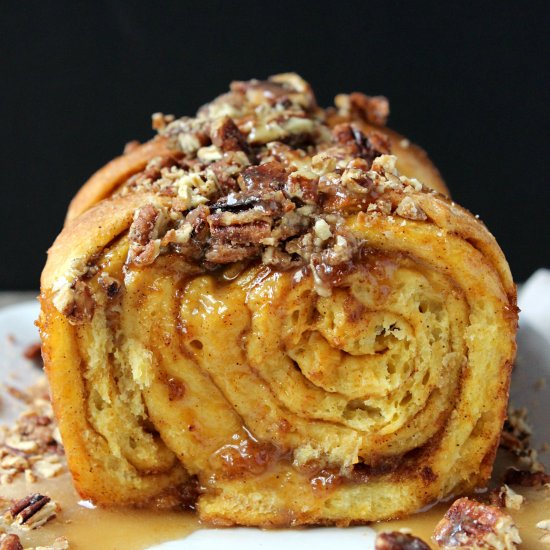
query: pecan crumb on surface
500 407 545 472
433 497 521 549
0 378 66 485
375 531 430 550
504 467 550 487
487 484 524 510
0 534 23 550
3 493 58 530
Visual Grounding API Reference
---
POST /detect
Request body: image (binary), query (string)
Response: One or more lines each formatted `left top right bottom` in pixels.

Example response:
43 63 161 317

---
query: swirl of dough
39 74 515 526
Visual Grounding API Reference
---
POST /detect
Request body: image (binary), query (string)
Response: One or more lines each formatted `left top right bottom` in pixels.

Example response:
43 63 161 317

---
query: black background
1 1 548 289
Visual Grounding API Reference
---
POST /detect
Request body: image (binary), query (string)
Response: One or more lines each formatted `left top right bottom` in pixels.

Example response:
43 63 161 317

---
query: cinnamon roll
39 74 516 526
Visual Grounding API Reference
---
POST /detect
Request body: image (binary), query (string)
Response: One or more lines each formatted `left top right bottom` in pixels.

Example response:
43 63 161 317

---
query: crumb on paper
0 378 66 486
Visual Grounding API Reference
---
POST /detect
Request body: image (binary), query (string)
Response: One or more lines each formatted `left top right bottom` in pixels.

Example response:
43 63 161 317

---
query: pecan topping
98 273 121 298
4 493 58 530
504 467 550 487
68 280 95 323
0 378 66 486
375 531 430 550
239 161 288 192
335 92 390 126
487 484 524 510
127 204 164 266
56 73 444 319
0 535 23 550
433 497 521 549
210 116 250 156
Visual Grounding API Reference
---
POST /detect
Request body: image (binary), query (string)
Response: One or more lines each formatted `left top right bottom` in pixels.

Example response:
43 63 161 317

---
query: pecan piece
210 220 272 245
239 161 288 192
67 280 95 324
433 497 521 549
98 273 121 298
335 92 390 126
210 116 251 156
205 242 260 264
127 204 165 266
0 535 23 550
4 493 58 530
375 531 430 550
210 194 263 213
504 467 550 487
331 123 389 166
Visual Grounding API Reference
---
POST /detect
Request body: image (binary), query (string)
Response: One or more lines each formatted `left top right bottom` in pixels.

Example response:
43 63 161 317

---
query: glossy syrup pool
373 487 550 549
2 456 549 549
1 473 201 549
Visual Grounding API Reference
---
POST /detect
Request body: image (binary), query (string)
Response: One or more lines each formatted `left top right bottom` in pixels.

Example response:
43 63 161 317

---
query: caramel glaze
1 473 200 549
376 451 550 549
2 451 548 549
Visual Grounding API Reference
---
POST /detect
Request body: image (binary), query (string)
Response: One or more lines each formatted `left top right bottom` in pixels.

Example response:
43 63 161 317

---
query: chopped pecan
335 92 390 126
285 170 319 204
129 204 159 247
208 151 250 194
127 204 165 266
395 196 427 221
487 484 524 510
375 531 430 550
98 274 121 298
210 116 251 156
151 112 175 131
67 280 95 324
210 220 272 245
504 467 550 487
239 161 288 192
331 123 388 166
0 535 23 550
210 194 263 213
433 497 521 549
205 242 260 264
125 155 181 190
4 493 58 530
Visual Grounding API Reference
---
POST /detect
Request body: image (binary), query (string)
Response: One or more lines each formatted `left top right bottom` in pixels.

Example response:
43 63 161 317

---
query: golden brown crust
43 192 158 289
65 139 171 224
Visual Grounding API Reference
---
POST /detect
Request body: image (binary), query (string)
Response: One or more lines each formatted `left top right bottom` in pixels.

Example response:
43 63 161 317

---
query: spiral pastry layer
39 74 516 526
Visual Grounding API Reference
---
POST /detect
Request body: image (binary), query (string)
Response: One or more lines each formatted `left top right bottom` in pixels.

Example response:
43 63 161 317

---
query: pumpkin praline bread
38 73 517 527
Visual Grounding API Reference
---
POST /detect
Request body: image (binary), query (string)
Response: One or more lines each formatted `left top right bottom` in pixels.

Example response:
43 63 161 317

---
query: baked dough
39 74 516 526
